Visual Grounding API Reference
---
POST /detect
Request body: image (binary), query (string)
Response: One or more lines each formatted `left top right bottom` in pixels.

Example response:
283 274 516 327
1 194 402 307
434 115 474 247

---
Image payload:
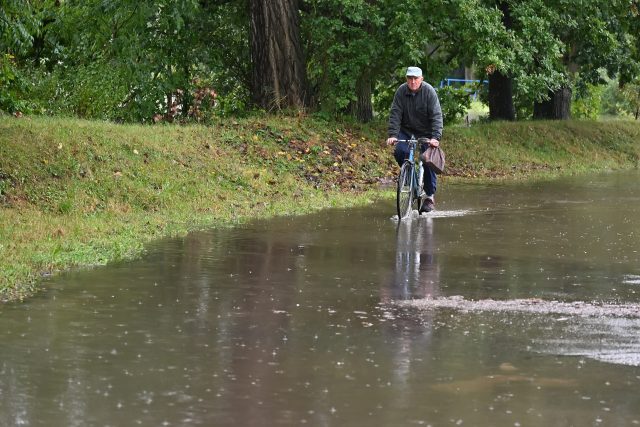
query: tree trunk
351 74 373 123
533 86 572 120
487 1 515 121
488 70 516 121
249 0 308 111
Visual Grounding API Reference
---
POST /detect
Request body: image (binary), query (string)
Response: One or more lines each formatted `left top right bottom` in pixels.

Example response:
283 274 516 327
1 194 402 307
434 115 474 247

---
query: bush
437 85 473 125
0 54 32 114
21 63 133 120
571 84 603 119
601 78 640 119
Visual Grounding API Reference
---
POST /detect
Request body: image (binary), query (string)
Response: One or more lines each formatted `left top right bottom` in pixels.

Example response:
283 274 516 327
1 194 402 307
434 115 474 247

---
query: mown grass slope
1 115 639 301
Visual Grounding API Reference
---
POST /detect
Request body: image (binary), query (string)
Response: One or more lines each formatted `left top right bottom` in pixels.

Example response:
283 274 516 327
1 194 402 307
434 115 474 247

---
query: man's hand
386 137 398 146
428 138 440 147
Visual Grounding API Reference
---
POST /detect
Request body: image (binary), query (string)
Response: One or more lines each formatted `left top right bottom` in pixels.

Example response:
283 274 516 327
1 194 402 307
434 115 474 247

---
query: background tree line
1 0 639 124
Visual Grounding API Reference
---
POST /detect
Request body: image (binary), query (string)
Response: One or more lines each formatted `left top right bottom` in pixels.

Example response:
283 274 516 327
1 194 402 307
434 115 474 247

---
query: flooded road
2 171 640 426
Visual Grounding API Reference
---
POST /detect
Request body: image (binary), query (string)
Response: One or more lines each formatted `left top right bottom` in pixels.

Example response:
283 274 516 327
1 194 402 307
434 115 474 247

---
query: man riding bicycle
386 66 443 213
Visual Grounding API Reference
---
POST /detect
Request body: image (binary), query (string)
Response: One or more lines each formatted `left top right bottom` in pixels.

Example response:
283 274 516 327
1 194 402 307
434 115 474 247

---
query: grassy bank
1 115 639 302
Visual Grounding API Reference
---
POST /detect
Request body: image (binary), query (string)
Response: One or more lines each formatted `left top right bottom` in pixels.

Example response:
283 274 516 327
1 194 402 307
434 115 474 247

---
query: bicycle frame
396 137 424 219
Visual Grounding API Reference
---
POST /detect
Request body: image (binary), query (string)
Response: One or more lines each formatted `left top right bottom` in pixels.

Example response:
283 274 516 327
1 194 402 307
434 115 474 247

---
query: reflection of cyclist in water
382 218 441 301
380 218 441 395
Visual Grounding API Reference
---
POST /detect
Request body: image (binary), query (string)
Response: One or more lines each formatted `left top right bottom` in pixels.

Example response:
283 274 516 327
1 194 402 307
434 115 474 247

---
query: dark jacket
388 81 443 141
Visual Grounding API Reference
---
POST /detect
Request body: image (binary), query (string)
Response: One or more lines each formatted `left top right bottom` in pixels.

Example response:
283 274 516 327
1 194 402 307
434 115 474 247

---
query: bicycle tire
396 161 414 219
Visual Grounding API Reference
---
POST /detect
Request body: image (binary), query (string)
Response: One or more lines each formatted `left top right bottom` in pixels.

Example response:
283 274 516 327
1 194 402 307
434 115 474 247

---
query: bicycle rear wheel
396 161 414 219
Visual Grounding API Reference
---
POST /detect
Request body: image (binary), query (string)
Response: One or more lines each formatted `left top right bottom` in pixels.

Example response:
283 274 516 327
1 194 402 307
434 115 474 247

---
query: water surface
2 171 640 426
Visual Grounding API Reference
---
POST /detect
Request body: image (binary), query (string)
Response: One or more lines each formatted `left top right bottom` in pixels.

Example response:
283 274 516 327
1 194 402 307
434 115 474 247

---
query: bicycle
395 136 425 219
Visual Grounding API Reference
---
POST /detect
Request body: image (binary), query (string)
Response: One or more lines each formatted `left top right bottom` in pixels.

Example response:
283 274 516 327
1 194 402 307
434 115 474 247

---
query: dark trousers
393 131 437 196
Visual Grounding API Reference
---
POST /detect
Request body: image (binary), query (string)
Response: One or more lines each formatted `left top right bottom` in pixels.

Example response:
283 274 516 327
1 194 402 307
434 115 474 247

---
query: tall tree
488 70 516 120
466 0 565 121
249 0 308 111
619 1 640 119
487 1 516 121
532 87 572 119
302 0 391 121
532 0 638 119
618 0 640 87
303 0 460 122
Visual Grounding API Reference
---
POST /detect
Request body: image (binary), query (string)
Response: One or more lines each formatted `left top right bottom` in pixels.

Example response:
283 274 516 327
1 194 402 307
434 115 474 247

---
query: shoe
419 197 434 213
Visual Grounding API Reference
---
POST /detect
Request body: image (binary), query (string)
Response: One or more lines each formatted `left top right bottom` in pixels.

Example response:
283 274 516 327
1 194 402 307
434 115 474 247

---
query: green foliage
506 1 566 104
601 78 640 119
23 62 130 119
456 0 640 118
437 85 473 125
1 0 640 123
303 0 455 118
527 0 640 109
0 0 37 53
213 85 250 118
0 0 38 114
2 0 250 123
0 54 21 113
302 0 386 115
601 80 625 116
571 84 603 120
620 84 640 120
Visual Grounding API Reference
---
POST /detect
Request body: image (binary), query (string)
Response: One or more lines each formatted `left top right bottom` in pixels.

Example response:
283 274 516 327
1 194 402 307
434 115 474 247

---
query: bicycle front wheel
396 161 414 219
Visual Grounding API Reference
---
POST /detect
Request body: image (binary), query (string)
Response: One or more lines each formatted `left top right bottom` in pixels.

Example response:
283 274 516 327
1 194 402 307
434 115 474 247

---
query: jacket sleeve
428 86 443 141
387 87 403 137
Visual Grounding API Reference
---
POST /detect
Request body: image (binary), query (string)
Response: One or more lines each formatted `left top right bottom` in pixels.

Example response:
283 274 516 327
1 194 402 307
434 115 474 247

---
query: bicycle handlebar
393 137 429 144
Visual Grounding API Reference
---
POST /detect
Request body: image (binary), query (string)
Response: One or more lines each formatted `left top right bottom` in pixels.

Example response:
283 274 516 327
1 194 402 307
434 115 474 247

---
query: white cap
406 66 422 77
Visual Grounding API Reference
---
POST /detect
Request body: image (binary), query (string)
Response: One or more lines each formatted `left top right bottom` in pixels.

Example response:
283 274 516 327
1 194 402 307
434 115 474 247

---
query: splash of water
399 295 640 318
391 209 474 221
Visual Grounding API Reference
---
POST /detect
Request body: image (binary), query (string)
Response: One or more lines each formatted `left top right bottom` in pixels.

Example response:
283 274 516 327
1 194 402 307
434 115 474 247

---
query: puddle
2 171 640 426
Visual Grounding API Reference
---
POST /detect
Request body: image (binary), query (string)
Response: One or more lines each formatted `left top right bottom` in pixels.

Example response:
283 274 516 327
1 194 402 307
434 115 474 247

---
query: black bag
422 146 445 174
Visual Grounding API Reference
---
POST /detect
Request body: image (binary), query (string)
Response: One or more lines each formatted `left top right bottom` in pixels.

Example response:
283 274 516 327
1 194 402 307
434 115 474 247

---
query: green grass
1 115 639 301
443 119 640 178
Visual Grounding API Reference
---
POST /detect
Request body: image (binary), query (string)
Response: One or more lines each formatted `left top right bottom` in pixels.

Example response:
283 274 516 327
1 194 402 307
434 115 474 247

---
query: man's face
406 75 423 92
